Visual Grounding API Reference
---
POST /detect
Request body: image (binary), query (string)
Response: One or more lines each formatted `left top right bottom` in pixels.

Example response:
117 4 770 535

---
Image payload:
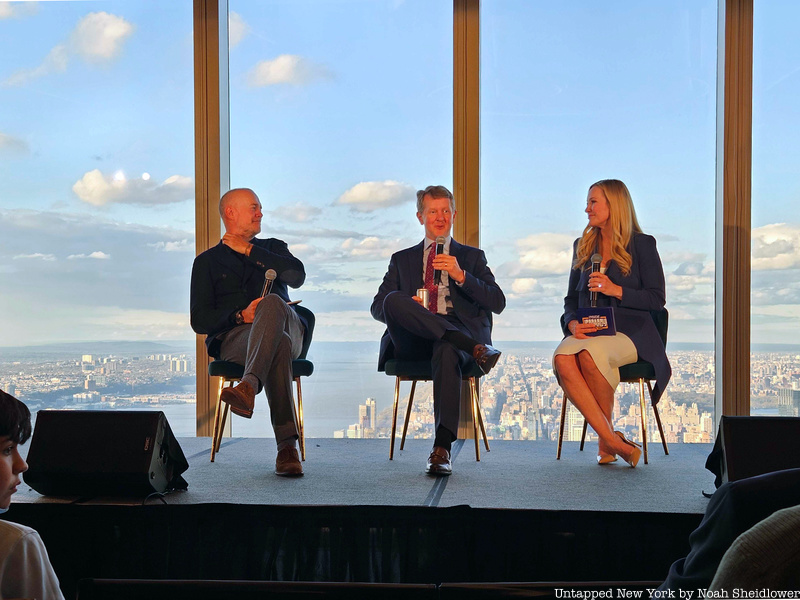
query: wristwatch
233 310 244 326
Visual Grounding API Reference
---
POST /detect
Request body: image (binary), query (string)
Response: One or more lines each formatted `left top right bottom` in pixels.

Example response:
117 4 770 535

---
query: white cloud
13 253 55 261
2 12 132 86
661 251 708 266
752 223 800 270
72 169 193 206
228 11 250 48
498 232 575 278
510 277 543 296
666 272 712 294
0 2 38 19
287 242 313 254
84 308 192 341
0 132 30 157
335 180 416 213
340 236 403 260
0 209 195 345
3 44 68 87
269 201 322 223
69 12 134 63
0 299 194 345
67 251 111 260
148 239 193 253
751 304 800 319
246 54 332 87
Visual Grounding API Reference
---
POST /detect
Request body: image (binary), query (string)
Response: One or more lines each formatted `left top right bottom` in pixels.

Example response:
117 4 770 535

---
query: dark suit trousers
383 291 473 438
217 295 304 445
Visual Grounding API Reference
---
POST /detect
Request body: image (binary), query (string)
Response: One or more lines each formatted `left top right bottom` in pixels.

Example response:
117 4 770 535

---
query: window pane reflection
751 1 800 418
0 2 196 434
228 1 452 438
481 1 717 443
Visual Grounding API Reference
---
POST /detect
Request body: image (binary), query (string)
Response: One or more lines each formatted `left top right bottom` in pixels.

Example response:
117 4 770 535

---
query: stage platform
7 438 716 598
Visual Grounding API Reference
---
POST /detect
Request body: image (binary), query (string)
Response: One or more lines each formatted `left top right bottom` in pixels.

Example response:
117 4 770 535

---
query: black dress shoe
426 446 452 476
472 344 501 374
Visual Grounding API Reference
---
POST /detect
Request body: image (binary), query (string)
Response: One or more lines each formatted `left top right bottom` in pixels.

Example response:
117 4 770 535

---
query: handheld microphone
433 236 445 285
590 253 602 308
261 269 277 297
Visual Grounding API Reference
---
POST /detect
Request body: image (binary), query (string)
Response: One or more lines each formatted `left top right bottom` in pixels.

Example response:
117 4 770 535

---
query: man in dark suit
371 185 506 476
190 188 306 476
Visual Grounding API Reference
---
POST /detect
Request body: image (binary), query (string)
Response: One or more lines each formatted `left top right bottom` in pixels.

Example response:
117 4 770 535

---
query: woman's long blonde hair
573 179 642 276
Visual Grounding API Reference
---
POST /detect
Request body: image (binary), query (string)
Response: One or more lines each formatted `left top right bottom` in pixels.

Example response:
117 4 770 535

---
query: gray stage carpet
16 438 716 514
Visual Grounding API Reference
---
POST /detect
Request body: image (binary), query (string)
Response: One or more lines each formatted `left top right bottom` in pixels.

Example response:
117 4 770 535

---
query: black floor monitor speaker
706 416 800 486
24 410 189 497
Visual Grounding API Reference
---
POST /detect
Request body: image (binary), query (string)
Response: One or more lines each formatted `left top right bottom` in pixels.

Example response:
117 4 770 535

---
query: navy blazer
560 232 671 402
190 238 306 358
371 239 506 371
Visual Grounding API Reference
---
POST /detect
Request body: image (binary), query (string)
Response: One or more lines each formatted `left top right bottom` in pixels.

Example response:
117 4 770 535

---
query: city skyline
1 1 799 359
5 340 798 440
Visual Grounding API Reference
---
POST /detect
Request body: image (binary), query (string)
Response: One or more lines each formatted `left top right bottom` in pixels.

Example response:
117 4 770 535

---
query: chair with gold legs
209 305 315 462
385 359 490 461
556 308 670 464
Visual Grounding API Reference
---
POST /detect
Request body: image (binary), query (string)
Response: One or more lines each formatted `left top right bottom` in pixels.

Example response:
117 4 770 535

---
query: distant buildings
778 387 800 417
4 347 800 440
335 397 378 438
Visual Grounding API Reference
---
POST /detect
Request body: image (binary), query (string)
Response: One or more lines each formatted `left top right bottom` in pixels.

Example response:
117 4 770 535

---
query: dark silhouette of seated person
659 467 800 591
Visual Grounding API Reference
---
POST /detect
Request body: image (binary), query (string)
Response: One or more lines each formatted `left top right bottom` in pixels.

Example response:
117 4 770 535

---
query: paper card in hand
576 307 617 337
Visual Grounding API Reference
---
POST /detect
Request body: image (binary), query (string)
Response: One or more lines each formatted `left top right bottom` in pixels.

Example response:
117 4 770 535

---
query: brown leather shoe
425 446 452 476
275 446 304 477
473 344 501 374
220 380 255 419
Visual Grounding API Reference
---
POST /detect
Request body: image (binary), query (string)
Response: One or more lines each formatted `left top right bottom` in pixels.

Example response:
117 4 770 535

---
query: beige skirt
553 333 637 390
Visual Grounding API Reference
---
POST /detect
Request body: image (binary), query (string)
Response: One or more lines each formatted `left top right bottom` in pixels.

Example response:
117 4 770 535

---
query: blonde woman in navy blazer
553 179 671 467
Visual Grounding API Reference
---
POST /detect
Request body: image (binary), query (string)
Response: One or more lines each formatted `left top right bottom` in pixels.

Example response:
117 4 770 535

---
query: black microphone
590 253 602 308
433 236 445 285
261 269 277 297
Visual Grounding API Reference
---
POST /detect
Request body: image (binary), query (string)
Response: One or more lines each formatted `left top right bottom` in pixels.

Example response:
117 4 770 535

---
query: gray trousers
218 295 305 444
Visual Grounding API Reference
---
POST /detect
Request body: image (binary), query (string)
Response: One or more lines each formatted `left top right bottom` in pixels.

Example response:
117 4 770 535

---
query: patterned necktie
424 244 438 313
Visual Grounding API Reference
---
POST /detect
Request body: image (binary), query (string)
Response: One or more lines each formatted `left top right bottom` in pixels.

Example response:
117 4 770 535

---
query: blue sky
0 0 798 349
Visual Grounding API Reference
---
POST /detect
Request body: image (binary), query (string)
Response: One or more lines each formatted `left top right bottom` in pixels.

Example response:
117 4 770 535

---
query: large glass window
480 1 717 442
0 2 196 434
751 1 800 418
227 1 452 438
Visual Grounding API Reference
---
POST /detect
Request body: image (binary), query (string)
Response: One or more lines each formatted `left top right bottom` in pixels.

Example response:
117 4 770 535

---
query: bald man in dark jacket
191 188 306 476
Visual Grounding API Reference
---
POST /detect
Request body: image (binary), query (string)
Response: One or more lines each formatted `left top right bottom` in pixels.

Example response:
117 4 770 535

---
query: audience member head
0 389 32 511
575 178 643 276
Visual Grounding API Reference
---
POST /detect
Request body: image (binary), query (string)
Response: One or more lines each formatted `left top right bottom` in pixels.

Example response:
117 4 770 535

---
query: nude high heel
614 431 641 468
597 453 618 465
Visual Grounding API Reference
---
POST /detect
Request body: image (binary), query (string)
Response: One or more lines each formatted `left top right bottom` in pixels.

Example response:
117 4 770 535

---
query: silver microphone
433 235 446 285
261 269 277 297
590 253 602 308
